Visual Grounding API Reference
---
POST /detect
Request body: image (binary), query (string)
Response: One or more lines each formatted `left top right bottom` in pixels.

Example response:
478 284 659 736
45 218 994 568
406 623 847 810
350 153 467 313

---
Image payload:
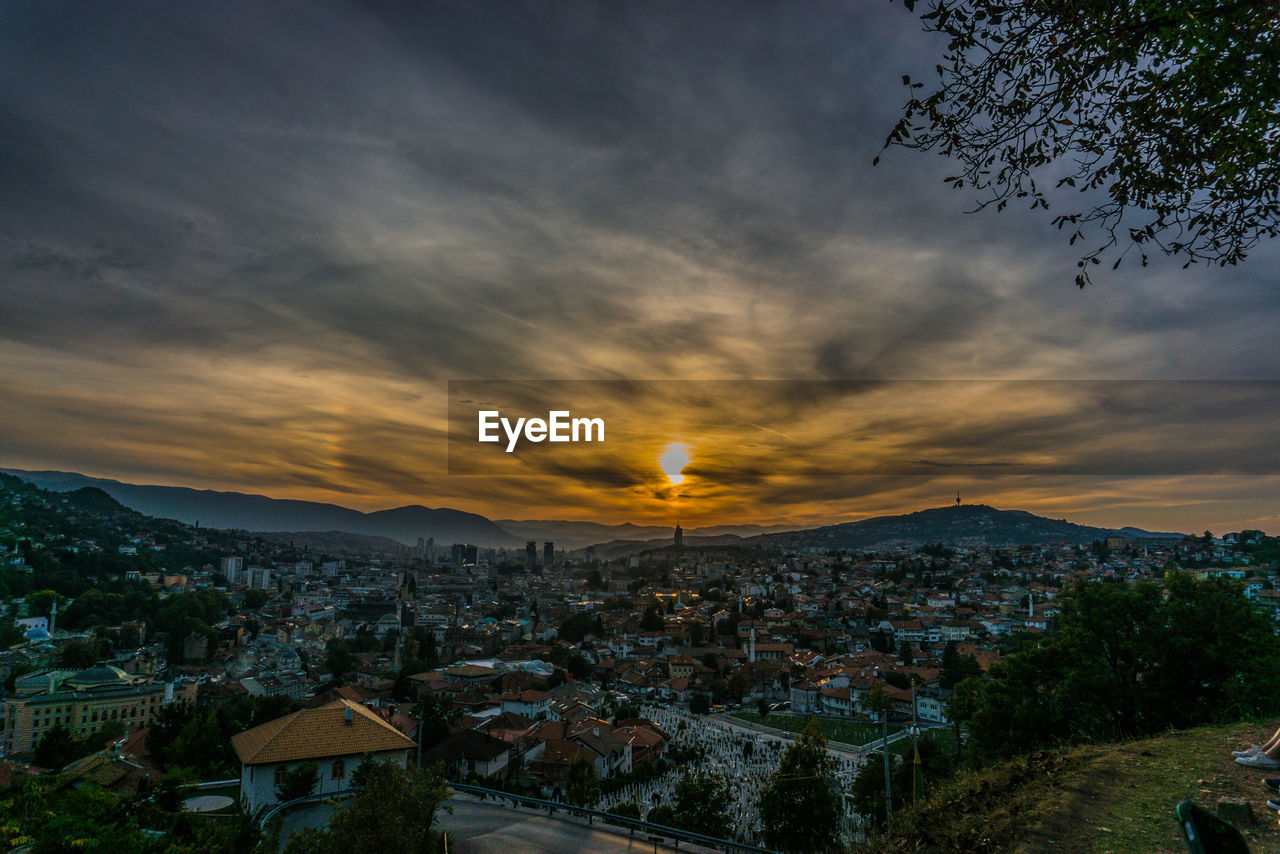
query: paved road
439 797 709 854
277 799 338 846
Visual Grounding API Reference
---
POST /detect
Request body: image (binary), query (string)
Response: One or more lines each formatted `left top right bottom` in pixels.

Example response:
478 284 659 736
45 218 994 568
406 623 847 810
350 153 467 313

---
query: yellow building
2 665 196 756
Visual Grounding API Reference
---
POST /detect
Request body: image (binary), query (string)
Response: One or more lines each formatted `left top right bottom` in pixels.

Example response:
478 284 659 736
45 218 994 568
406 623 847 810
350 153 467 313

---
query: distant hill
3 469 523 548
495 519 806 550
252 530 406 556
3 470 1183 554
581 533 748 558
64 486 129 516
743 504 1182 551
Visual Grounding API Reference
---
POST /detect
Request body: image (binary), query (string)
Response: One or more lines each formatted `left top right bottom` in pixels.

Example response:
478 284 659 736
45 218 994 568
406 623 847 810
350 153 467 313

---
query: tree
671 771 733 839
884 0 1280 287
58 637 104 669
686 620 706 645
758 721 844 853
166 708 227 777
325 640 357 681
559 612 604 643
419 630 438 665
275 762 319 803
564 754 602 807
640 606 664 632
412 692 460 751
939 643 983 689
852 736 958 833
283 759 451 854
243 588 269 610
689 693 711 715
34 723 80 768
954 572 1280 755
728 669 751 701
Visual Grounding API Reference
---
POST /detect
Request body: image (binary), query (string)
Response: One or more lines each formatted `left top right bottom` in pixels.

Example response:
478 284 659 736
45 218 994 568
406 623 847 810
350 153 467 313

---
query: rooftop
230 699 415 765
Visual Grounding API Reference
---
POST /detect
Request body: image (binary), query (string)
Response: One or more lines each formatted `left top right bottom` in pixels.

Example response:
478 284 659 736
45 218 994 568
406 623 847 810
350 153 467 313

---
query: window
275 766 285 786
331 759 345 780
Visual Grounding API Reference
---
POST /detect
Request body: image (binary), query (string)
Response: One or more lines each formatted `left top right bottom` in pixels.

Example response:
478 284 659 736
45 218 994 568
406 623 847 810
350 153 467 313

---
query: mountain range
739 504 1184 552
2 469 1185 552
4 469 519 547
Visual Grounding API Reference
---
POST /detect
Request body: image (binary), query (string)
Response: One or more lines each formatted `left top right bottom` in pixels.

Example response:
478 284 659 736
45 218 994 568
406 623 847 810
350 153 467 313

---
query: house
230 699 416 814
916 684 953 724
789 679 824 714
527 738 593 784
499 689 553 721
421 729 511 780
819 685 853 718
613 724 667 767
568 719 632 778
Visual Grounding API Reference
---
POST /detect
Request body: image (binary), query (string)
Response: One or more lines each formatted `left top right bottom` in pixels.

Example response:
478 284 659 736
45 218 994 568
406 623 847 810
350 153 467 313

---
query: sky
2 1 1279 533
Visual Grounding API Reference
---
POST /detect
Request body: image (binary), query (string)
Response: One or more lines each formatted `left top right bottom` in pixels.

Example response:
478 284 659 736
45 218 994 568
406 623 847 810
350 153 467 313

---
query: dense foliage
756 722 845 853
886 0 1280 286
646 771 733 839
953 572 1280 755
282 759 452 854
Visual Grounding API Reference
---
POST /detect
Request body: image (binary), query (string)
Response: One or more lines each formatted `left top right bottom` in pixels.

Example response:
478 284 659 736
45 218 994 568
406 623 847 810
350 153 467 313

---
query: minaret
1028 592 1034 619
49 598 57 635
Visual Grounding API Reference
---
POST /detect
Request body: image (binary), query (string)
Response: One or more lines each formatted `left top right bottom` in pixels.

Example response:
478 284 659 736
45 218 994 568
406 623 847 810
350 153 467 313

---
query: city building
231 699 416 813
2 666 195 756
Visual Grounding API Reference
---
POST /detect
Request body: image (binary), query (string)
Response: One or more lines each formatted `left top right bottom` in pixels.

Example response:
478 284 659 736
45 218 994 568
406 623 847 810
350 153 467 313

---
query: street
438 797 710 854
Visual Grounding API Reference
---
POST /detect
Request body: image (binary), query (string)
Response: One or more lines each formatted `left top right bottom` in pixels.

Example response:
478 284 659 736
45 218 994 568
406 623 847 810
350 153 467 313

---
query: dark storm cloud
2 0 1279 523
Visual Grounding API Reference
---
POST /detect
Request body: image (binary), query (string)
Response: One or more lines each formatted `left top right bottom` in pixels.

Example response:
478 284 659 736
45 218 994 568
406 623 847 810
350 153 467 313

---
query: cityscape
3 470 1280 851
2 1 1278 852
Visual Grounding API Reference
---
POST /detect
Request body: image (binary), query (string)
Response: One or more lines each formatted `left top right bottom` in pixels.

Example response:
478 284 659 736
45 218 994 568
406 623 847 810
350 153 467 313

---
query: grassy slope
863 720 1280 854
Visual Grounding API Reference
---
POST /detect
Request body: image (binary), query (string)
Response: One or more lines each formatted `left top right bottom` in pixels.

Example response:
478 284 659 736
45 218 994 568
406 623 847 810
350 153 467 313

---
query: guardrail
259 779 783 852
183 778 239 791
449 782 779 853
257 787 355 827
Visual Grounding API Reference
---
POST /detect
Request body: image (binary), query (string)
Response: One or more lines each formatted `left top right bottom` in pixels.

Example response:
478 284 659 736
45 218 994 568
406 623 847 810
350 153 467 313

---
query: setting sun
660 442 691 485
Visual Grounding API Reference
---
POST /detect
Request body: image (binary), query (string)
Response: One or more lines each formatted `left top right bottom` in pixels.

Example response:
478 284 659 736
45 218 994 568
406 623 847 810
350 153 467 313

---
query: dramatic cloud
2 1 1278 530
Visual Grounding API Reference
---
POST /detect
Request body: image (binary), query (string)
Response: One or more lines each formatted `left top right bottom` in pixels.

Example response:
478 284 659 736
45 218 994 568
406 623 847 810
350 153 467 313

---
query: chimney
345 706 354 726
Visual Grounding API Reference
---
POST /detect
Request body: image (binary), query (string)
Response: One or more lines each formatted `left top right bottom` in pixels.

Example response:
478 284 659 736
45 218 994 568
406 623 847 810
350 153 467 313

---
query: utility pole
882 708 893 835
911 679 921 806
873 670 892 836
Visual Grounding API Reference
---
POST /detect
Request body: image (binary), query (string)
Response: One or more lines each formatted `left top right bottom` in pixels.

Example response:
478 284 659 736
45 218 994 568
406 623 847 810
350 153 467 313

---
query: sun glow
660 442 691 485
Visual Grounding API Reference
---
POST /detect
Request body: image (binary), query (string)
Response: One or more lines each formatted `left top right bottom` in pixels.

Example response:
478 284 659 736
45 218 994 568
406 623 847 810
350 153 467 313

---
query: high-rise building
526 541 538 572
674 523 683 547
543 541 554 569
221 556 244 585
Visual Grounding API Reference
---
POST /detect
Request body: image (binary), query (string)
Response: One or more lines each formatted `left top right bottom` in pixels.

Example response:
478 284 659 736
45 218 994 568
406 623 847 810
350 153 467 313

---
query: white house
499 689 553 721
230 699 415 814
